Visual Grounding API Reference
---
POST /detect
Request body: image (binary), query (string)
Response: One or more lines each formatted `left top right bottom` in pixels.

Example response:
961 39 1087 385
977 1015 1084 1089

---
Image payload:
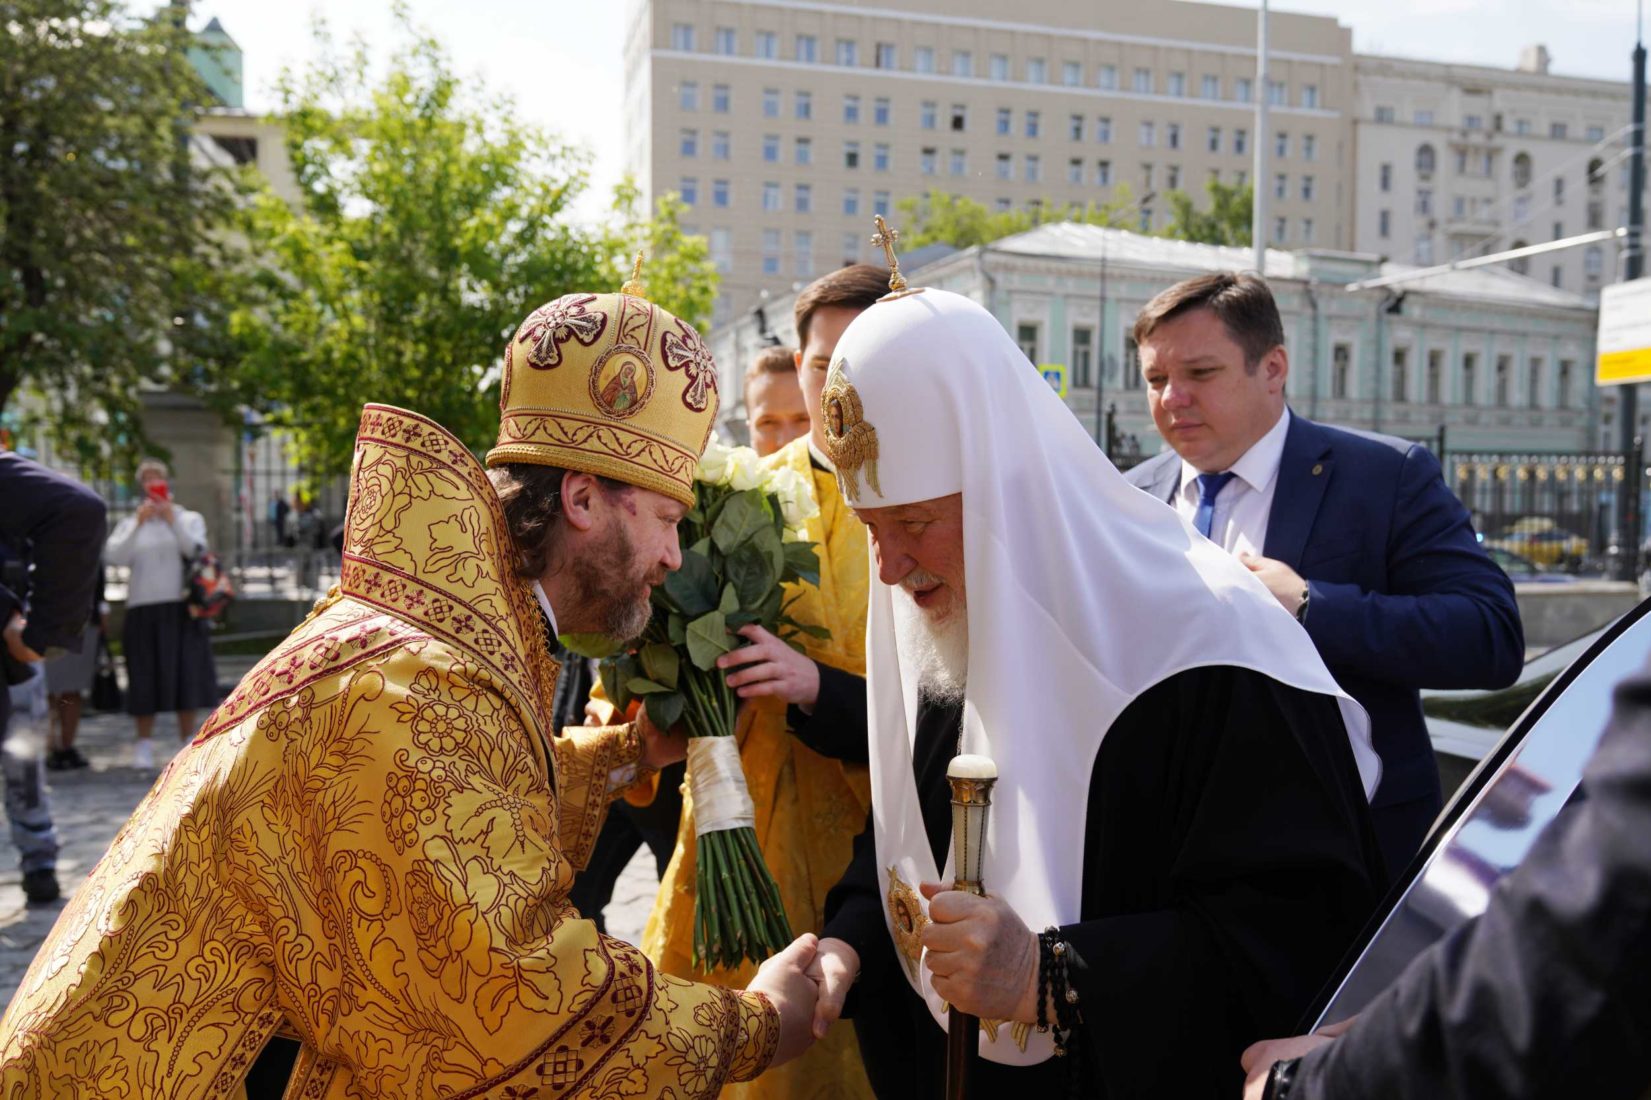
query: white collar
1179 406 1291 498
532 581 558 636
808 437 835 472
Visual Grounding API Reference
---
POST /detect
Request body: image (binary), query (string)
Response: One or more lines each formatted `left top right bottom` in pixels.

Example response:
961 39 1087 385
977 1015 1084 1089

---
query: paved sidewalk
0 699 660 1013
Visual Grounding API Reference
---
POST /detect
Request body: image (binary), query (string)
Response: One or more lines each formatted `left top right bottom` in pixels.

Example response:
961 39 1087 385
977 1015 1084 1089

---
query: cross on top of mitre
870 215 923 301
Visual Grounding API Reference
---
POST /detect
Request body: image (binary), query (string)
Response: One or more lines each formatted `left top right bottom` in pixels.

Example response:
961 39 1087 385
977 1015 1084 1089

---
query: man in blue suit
1124 272 1523 876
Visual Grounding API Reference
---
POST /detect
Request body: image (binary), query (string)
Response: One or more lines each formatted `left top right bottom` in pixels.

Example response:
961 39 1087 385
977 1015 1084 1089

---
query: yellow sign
1596 276 1651 386
1040 363 1068 399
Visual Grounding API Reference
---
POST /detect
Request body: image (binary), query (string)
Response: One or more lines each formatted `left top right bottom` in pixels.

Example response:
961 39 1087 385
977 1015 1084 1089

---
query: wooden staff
945 754 998 1100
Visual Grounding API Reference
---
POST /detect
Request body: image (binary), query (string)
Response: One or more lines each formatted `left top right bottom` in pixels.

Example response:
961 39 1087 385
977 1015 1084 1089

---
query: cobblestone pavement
0 674 661 1014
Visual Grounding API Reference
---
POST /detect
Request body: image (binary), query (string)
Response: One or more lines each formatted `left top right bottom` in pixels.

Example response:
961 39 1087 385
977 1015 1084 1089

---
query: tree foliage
232 18 718 476
1161 178 1253 247
0 0 246 467
895 187 1146 249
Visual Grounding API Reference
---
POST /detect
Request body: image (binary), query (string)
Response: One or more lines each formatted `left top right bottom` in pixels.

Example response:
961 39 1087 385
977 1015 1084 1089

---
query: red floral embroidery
660 319 718 413
518 294 607 369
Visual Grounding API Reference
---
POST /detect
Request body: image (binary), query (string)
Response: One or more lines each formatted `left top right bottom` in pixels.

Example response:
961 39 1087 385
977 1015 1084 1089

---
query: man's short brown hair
792 264 890 350
1132 272 1285 372
744 344 798 401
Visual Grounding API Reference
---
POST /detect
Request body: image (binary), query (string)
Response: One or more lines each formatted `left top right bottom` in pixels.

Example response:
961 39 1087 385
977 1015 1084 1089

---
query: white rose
725 448 766 491
767 466 820 530
696 440 733 485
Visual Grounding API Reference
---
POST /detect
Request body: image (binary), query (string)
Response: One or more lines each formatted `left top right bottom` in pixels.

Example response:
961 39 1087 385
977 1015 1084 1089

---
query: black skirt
122 601 219 717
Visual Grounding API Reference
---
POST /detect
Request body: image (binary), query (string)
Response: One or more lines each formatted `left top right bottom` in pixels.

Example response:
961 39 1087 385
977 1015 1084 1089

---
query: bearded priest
0 276 819 1098
809 284 1387 1097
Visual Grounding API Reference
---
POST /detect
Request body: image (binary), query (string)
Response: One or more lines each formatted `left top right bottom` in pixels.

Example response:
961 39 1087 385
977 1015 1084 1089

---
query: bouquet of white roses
566 440 825 970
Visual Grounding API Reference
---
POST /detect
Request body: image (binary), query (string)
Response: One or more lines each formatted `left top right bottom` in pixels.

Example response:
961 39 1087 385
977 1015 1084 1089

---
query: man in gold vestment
622 266 890 1100
0 282 820 1098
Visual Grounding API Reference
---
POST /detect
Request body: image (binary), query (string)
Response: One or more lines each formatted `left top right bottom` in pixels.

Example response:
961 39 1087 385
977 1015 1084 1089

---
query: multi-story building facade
1353 46 1648 299
626 0 1356 325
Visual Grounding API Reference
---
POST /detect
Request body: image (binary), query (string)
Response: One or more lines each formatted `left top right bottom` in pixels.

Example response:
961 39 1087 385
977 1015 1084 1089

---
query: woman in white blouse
103 458 219 769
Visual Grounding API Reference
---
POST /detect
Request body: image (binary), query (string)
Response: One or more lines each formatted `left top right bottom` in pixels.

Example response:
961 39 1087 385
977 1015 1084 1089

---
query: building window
1167 71 1186 97
1301 175 1315 201
1123 337 1142 390
1274 173 1288 200
712 179 729 207
762 181 780 212
712 131 731 160
874 97 891 125
1016 322 1039 362
761 228 781 275
794 182 812 213
1302 84 1319 108
874 143 891 171
996 153 1013 180
679 176 698 205
1267 79 1286 106
679 129 699 157
1303 133 1317 161
762 134 779 163
1302 217 1314 242
1139 121 1156 147
1416 143 1435 177
1510 240 1530 276
1558 360 1573 408
990 53 1010 81
951 104 968 132
1462 353 1478 405
1554 176 1565 205
1095 159 1112 186
1236 77 1253 103
762 88 779 118
1026 110 1041 138
1528 357 1544 408
1379 209 1391 238
873 190 890 216
1514 195 1530 223
795 34 817 62
1207 126 1222 152
1426 349 1443 403
921 101 938 129
915 46 935 73
1142 163 1155 190
1379 163 1392 192
1202 74 1220 99
712 85 730 113
1070 113 1085 141
836 39 858 66
1026 58 1047 83
1587 124 1606 142
795 231 813 277
1332 343 1351 399
1234 128 1248 155
671 23 695 50
1375 105 1396 123
950 149 966 176
1514 117 1532 135
1417 188 1433 215
1392 347 1409 403
678 81 699 111
755 31 777 59
922 147 938 176
794 137 812 166
995 197 1012 213
841 232 861 265
952 50 973 77
1098 64 1118 90
1072 327 1094 388
1274 215 1287 242
1067 157 1083 184
794 91 812 120
1551 120 1569 140
1063 60 1082 86
843 188 859 216
844 141 859 169
1275 130 1288 158
1494 355 1512 406
1168 123 1181 150
876 42 897 69
1133 67 1152 93
1025 154 1041 182
1166 164 1181 190
1585 245 1604 282
1416 237 1434 264
1096 116 1112 143
1464 114 1483 130
714 27 736 55
844 95 861 124
710 228 731 274
997 108 1012 136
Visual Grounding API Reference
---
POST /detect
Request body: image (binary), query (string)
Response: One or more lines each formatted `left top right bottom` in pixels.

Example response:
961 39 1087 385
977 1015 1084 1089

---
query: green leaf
778 616 831 641
645 691 686 731
667 614 688 646
640 643 680 690
685 610 735 670
711 491 773 553
719 583 741 615
663 549 718 617
725 542 779 610
782 541 822 588
558 633 627 659
627 677 672 695
600 661 628 712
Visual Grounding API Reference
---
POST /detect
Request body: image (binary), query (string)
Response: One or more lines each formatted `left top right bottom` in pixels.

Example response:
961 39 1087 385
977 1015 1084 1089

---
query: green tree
1160 178 1253 247
0 0 245 466
232 19 717 475
896 188 1143 249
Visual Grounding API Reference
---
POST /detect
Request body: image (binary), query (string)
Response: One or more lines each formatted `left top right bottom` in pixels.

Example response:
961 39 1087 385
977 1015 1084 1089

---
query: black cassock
820 664 1386 1098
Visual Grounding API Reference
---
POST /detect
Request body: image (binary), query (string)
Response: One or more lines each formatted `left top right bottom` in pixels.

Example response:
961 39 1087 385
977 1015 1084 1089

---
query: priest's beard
893 571 968 705
566 517 661 643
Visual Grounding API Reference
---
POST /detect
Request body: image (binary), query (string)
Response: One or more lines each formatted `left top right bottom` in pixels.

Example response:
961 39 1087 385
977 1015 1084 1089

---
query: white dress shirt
1174 408 1291 558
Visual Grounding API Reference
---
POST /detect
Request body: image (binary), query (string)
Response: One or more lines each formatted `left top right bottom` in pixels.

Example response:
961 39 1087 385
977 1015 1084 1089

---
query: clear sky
185 0 1648 222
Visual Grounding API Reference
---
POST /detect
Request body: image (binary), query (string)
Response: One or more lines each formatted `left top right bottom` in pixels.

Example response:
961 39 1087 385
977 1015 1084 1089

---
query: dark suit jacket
1125 413 1523 814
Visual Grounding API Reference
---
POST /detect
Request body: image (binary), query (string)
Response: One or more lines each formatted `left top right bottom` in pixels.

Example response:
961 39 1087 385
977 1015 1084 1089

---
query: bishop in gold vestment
0 285 810 1098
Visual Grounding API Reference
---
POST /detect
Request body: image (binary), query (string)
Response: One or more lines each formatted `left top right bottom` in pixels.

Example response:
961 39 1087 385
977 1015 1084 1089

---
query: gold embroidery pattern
979 1018 1033 1052
660 318 719 414
886 866 929 980
821 358 881 503
518 293 607 369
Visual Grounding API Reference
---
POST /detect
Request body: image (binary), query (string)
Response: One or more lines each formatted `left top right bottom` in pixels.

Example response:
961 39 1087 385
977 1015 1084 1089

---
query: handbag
185 550 236 620
90 631 123 712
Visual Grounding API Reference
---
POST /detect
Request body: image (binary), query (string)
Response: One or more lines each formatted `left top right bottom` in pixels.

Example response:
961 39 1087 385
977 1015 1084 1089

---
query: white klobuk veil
824 288 1379 1066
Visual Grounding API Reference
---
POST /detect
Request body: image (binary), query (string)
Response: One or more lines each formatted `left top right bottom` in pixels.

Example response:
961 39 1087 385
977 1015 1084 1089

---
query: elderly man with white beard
806 277 1388 1098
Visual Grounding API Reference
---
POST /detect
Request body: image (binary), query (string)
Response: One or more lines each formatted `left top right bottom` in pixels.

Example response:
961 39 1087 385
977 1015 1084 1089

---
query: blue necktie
1193 472 1238 539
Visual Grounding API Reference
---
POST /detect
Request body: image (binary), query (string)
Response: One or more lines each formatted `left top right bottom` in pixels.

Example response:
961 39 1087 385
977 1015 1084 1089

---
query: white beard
892 585 968 704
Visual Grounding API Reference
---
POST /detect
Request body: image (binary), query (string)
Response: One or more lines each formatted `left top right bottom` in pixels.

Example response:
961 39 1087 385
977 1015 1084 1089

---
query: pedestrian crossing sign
1040 363 1068 399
